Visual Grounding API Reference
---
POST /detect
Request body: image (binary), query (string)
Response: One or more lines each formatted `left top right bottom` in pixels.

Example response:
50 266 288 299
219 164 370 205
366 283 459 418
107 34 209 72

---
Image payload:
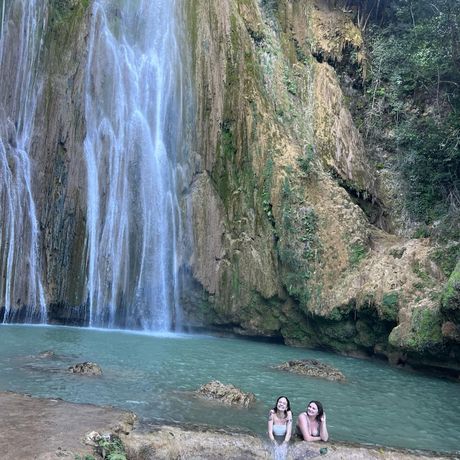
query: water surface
0 325 459 454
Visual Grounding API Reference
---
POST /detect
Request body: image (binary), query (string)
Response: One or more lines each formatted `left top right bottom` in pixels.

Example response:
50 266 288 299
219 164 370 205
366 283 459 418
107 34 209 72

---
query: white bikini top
273 424 287 436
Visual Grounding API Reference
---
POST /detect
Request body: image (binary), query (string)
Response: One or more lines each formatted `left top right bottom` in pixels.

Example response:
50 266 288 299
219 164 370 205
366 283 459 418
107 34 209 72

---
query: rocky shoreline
1 392 458 460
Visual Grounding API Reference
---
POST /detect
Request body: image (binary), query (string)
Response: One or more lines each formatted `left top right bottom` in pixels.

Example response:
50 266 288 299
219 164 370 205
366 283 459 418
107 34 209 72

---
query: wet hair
307 400 324 422
273 395 291 416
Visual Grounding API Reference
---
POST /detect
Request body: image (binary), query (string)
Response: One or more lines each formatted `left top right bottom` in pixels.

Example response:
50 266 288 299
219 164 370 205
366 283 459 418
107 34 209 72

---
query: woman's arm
296 412 321 442
320 412 329 442
268 410 275 442
284 410 293 443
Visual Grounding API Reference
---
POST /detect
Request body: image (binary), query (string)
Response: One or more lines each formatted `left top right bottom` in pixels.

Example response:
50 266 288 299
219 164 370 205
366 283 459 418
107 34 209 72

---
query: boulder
68 362 103 376
275 359 346 382
196 380 256 407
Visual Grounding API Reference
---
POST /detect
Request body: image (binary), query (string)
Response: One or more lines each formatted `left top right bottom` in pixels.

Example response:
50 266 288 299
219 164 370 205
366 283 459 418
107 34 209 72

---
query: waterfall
0 0 47 324
84 0 191 331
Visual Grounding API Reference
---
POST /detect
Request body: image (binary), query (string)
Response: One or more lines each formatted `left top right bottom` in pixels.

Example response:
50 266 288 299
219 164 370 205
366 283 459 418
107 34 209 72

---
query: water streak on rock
0 0 47 323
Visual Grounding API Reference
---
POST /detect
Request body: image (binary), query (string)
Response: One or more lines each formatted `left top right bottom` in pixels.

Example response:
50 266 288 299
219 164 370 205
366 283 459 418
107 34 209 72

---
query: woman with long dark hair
296 400 329 442
268 395 293 445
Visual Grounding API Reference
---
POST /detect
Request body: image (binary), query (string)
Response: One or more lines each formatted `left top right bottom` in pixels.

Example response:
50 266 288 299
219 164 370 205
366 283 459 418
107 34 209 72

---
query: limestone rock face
184 0 458 374
190 172 226 296
314 61 375 191
31 3 90 318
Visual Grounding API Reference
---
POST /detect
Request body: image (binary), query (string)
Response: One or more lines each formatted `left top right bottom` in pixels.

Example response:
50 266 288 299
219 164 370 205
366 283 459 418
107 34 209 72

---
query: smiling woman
0 325 459 455
296 400 329 442
268 395 292 445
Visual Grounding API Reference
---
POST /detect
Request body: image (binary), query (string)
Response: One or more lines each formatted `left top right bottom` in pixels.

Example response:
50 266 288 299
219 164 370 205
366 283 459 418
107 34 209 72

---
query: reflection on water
0 325 459 454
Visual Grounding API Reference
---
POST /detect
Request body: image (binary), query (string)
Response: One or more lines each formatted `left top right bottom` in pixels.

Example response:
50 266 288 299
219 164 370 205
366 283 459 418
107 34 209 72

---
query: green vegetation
411 260 435 289
50 0 89 22
407 308 443 351
97 436 127 460
45 0 89 53
277 176 322 308
380 291 399 321
262 158 276 227
297 144 315 175
441 260 460 316
75 435 126 460
362 0 460 226
431 245 459 278
348 242 367 267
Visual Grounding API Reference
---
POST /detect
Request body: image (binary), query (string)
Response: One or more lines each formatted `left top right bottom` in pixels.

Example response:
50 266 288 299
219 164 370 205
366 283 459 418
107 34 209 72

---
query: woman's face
307 402 318 417
277 397 288 411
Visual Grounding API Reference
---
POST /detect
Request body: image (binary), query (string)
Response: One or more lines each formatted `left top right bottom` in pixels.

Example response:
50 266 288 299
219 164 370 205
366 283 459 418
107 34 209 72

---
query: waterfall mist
84 0 193 331
0 0 47 324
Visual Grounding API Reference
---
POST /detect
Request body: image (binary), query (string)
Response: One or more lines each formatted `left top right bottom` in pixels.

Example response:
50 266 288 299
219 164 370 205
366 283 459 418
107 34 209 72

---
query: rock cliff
33 1 89 323
183 0 459 375
1 0 458 374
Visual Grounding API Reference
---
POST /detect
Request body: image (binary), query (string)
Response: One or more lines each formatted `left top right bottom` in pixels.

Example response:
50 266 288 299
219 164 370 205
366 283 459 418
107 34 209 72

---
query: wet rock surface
122 422 458 460
38 350 57 359
196 380 256 407
275 359 346 382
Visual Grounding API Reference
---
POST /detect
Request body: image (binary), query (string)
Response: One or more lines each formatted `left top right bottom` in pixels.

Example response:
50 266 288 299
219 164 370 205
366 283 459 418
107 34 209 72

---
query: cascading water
0 0 47 323
84 0 191 331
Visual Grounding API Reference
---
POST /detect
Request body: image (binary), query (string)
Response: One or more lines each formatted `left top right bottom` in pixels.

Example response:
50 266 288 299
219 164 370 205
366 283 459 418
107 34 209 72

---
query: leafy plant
362 0 460 224
97 436 127 460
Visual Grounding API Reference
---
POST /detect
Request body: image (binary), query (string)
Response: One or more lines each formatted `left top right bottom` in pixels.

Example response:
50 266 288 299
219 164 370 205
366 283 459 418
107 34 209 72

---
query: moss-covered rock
441 260 460 318
389 306 443 353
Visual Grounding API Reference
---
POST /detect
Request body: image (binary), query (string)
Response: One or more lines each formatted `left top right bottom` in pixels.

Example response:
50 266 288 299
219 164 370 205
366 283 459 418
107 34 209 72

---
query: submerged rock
68 362 103 376
196 380 256 407
38 350 57 359
275 359 346 382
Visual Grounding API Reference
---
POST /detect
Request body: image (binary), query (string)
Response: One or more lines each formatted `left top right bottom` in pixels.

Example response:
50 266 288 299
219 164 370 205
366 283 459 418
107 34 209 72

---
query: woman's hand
320 412 326 423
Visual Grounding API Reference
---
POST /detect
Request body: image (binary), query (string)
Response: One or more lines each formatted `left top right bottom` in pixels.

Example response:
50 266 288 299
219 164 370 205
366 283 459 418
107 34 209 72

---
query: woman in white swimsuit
268 396 292 445
296 400 329 442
